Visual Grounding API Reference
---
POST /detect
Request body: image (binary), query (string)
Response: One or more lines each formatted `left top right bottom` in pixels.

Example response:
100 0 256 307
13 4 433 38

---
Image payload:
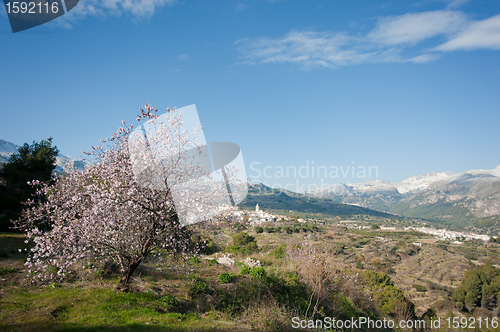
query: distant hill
0 138 85 172
307 165 500 229
239 183 396 218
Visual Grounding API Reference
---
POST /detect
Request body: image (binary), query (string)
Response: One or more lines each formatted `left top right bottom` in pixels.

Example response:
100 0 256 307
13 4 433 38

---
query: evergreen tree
0 138 59 231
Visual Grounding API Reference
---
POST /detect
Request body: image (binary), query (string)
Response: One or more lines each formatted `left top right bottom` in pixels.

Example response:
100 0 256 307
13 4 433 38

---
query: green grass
0 285 242 331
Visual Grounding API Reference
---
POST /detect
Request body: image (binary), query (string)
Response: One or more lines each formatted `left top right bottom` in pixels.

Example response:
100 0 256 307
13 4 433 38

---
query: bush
208 259 218 265
255 226 264 234
240 265 251 275
414 284 427 292
189 256 201 264
158 295 178 307
189 281 210 298
225 245 249 255
271 244 286 259
264 227 274 233
218 273 233 284
232 232 255 246
245 242 258 252
249 267 267 279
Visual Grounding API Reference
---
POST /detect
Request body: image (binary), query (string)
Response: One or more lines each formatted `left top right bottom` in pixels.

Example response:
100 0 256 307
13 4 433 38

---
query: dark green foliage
0 138 59 231
231 232 255 246
158 294 178 307
271 244 286 259
245 242 258 252
189 281 210 298
1 138 59 189
254 226 263 233
218 273 233 284
264 227 274 233
361 270 415 317
249 266 266 280
224 245 250 255
371 223 379 229
239 265 251 275
454 263 500 311
414 284 427 292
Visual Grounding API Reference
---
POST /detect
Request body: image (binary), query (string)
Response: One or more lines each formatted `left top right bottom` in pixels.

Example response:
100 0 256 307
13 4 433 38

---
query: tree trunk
115 259 142 292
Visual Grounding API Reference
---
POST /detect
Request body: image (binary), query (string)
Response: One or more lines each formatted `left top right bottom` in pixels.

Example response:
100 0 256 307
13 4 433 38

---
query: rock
243 257 261 268
217 256 235 266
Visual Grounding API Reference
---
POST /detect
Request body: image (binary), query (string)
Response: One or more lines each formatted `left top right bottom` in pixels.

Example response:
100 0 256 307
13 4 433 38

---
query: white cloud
177 54 191 61
235 3 249 11
446 0 470 9
434 14 500 51
237 9 500 69
237 30 362 68
64 0 176 20
368 10 467 46
236 30 430 69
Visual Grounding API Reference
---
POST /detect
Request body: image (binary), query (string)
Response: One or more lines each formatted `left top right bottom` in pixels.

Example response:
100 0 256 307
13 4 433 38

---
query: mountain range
2 138 499 229
307 165 500 229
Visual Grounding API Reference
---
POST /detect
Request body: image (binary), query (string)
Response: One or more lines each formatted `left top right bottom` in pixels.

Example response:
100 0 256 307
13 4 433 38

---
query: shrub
249 267 267 279
189 256 201 264
245 242 258 252
189 281 210 298
232 232 255 246
159 295 178 307
240 265 251 275
271 244 286 259
218 273 233 284
255 226 264 234
414 284 427 292
208 259 218 265
224 245 249 254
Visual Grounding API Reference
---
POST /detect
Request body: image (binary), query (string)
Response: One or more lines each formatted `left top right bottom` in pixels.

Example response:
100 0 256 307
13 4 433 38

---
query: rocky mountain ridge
308 164 500 227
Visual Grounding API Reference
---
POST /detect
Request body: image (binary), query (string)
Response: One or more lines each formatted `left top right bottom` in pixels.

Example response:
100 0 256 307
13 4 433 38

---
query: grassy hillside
1 213 499 331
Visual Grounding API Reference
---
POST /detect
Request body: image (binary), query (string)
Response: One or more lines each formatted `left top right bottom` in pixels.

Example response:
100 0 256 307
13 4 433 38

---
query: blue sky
1 0 499 190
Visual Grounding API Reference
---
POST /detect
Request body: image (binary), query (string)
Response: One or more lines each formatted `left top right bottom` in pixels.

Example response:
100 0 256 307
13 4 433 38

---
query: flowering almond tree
18 103 239 292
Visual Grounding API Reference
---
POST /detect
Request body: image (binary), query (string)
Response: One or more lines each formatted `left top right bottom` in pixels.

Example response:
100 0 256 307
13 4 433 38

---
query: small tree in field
17 104 239 291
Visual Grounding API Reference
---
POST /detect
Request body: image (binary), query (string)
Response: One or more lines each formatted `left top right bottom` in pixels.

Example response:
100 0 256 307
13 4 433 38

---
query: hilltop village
229 205 492 243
